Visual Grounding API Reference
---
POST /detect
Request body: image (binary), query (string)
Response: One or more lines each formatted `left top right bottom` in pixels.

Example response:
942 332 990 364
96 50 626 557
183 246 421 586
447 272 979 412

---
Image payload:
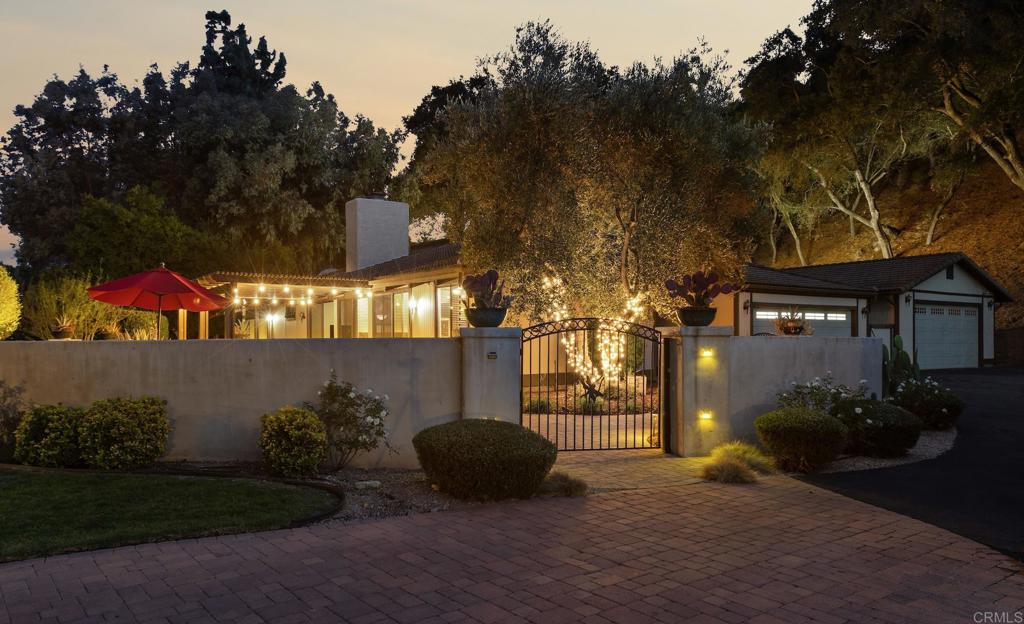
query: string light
258 284 266 293
283 285 290 294
330 288 338 296
271 297 278 305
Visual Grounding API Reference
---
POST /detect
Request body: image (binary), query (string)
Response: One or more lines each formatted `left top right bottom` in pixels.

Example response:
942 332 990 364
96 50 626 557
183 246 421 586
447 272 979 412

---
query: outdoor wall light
452 286 463 296
905 293 912 304
742 299 750 311
700 348 714 357
699 410 713 420
987 300 994 309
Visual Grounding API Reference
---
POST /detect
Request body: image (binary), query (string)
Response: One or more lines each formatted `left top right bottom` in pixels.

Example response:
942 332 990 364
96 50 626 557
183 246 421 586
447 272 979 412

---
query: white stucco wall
0 339 463 468
669 328 882 456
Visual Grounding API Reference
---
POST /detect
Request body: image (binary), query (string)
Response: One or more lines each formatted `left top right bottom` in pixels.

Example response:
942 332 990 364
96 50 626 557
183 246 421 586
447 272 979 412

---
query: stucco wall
669 328 882 455
0 339 463 468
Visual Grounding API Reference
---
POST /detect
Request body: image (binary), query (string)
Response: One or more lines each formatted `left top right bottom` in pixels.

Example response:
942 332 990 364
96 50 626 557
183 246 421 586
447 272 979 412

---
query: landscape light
699 410 713 420
700 348 714 357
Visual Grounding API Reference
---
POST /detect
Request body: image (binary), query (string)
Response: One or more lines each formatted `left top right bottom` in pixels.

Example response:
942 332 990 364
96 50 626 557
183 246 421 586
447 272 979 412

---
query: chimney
345 197 410 272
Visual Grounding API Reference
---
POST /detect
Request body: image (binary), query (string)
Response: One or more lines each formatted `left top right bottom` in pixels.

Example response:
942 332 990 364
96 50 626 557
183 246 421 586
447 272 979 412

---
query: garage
752 306 854 337
915 302 980 369
736 253 1011 369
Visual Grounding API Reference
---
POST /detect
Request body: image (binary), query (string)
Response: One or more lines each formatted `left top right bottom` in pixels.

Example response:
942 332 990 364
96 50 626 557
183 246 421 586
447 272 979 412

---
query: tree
66 186 220 278
831 0 1024 194
0 10 403 277
416 22 756 318
0 267 19 339
742 11 930 259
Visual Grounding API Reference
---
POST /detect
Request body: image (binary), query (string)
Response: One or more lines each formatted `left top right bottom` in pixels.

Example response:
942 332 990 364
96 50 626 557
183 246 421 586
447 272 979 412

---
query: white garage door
914 303 979 369
752 307 853 337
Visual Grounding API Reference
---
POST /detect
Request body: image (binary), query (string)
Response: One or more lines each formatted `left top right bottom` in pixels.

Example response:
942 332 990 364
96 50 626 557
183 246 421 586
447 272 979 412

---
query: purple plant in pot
665 271 741 327
461 270 513 327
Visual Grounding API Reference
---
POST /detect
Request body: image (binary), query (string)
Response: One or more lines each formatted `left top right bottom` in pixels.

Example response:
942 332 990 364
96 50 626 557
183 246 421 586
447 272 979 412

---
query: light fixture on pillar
699 410 713 420
700 348 714 358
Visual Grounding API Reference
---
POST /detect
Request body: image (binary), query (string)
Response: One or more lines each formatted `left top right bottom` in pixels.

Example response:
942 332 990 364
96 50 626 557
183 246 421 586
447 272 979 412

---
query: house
712 254 1013 369
195 196 1010 370
198 198 464 340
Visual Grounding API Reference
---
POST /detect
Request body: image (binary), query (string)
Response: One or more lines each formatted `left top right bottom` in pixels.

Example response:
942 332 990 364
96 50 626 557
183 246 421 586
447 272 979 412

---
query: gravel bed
820 428 957 474
320 467 479 522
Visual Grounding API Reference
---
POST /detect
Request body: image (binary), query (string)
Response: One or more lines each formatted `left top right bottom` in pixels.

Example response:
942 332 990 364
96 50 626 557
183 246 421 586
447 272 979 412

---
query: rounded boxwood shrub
413 419 557 500
14 404 84 467
79 397 171 470
891 378 963 430
754 407 847 473
832 398 923 458
259 407 327 478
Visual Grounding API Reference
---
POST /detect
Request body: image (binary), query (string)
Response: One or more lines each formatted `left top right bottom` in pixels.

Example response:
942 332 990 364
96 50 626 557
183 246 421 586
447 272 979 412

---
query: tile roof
331 240 460 281
198 271 368 289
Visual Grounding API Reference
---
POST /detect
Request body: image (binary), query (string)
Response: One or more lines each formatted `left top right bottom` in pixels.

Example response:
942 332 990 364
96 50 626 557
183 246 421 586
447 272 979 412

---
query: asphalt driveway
804 367 1024 561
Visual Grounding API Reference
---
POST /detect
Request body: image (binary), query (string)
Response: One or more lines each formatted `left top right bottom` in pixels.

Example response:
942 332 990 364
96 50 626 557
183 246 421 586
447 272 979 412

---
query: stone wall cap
460 327 522 338
679 326 734 337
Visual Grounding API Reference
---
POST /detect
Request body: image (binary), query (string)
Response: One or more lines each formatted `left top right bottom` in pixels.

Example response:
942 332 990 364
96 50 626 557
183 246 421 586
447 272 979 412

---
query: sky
0 0 813 265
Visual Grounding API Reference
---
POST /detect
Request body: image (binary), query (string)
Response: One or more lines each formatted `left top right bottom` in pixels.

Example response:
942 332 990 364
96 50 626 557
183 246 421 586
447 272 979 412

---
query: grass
538 471 589 497
0 468 338 561
700 457 757 484
700 441 776 484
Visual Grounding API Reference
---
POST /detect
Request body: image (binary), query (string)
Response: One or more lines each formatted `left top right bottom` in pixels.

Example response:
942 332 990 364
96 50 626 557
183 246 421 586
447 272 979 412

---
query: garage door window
752 306 853 337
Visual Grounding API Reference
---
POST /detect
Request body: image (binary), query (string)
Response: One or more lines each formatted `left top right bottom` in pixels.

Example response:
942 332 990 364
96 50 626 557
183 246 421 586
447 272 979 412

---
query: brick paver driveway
2 462 1022 623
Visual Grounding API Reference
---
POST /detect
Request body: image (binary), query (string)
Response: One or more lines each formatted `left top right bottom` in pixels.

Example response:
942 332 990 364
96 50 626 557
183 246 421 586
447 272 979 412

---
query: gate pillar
461 327 522 423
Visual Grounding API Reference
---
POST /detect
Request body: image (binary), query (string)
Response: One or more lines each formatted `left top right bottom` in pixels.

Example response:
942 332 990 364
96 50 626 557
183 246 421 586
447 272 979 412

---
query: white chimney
345 197 410 272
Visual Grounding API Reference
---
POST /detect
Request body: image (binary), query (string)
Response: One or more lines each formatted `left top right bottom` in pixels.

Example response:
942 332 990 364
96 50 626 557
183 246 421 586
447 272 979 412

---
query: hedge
14 405 84 467
413 419 556 500
259 407 327 478
754 407 846 473
79 397 170 470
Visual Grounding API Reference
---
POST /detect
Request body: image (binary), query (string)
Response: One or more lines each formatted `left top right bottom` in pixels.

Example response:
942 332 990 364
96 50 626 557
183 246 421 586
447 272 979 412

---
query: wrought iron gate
521 318 665 451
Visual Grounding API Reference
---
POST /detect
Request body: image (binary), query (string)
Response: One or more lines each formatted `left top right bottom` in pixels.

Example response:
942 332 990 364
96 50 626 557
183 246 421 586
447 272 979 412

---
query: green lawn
0 468 338 561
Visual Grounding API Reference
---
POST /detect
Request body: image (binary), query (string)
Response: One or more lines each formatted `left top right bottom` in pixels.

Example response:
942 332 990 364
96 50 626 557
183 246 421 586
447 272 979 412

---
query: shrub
0 381 24 463
777 372 868 414
538 471 588 497
0 267 20 340
890 377 963 429
524 398 552 414
832 398 923 457
413 419 557 501
755 407 847 473
709 441 774 474
304 371 390 471
79 397 171 470
259 407 327 478
700 457 757 483
576 398 604 415
14 405 84 467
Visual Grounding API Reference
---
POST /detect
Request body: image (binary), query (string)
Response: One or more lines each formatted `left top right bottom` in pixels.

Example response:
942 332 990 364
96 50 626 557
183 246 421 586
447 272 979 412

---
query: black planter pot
96 330 117 341
51 327 75 340
677 307 717 327
465 307 508 328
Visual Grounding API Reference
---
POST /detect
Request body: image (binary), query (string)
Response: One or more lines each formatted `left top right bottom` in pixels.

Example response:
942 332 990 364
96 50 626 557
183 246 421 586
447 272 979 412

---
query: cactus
665 271 740 307
882 335 921 397
462 270 513 309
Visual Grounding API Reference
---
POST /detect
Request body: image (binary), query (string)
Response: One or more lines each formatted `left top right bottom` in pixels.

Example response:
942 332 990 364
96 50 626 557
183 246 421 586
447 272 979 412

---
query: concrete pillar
676 326 733 456
461 327 522 423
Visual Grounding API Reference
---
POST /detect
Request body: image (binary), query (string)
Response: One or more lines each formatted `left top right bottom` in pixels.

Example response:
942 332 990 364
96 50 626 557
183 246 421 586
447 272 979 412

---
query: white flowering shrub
776 372 869 415
305 371 392 470
890 376 962 430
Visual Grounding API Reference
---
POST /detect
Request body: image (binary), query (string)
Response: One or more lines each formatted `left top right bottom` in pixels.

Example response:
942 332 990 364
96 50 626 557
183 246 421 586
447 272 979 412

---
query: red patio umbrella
88 264 228 339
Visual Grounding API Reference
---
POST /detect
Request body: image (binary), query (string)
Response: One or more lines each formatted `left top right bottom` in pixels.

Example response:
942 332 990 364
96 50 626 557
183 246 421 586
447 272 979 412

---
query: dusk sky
0 0 812 264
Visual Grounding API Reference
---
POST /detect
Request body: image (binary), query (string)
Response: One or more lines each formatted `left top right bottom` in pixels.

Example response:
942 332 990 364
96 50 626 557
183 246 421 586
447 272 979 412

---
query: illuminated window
826 313 847 321
392 292 410 337
755 311 779 319
803 312 825 320
356 298 370 337
437 286 452 337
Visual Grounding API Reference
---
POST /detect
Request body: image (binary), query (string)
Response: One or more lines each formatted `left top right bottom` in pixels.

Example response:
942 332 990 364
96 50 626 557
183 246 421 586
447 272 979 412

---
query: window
356 298 370 337
803 312 825 320
437 286 452 337
755 311 779 319
946 266 955 279
392 292 410 337
373 294 394 337
285 305 296 320
826 313 847 321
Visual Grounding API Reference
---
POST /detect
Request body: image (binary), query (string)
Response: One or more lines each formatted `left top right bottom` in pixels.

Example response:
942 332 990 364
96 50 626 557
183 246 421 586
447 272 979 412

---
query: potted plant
51 314 76 339
665 271 740 327
461 270 513 327
96 320 121 340
774 307 814 336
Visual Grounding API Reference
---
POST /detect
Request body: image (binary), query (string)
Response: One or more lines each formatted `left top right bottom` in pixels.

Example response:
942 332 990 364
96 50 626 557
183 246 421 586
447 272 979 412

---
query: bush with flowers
305 371 393 471
830 397 922 457
776 372 869 414
890 376 963 430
